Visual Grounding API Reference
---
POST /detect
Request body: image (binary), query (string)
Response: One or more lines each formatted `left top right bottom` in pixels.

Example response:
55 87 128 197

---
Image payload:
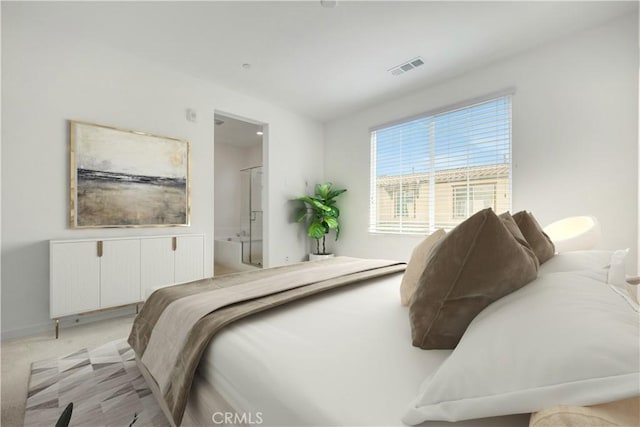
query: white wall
247 144 263 169
325 15 638 270
1 3 323 338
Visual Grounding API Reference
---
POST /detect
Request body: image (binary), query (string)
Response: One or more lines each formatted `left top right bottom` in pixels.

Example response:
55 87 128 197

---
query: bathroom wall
214 142 262 239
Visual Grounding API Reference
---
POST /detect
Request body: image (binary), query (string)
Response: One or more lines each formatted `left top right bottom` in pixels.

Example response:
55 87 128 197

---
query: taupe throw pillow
499 211 531 248
499 211 539 271
409 208 539 349
400 229 447 306
512 211 556 264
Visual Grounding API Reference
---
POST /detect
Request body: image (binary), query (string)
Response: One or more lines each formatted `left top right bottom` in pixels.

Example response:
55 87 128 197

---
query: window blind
369 95 512 234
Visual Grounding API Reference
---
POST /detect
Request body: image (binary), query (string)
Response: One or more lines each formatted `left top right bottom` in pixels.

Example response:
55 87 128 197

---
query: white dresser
50 234 205 335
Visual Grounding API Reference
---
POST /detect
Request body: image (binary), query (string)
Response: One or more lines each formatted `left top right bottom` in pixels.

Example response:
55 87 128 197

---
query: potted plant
294 182 347 260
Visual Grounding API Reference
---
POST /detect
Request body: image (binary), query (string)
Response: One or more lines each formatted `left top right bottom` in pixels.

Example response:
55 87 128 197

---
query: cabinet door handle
97 241 103 257
172 237 177 251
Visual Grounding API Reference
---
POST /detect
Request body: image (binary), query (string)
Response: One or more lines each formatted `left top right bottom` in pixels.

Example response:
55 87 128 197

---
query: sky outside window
375 98 510 177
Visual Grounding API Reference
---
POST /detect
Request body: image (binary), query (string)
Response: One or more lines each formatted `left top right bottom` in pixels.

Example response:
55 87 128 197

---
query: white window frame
452 183 497 219
369 90 514 235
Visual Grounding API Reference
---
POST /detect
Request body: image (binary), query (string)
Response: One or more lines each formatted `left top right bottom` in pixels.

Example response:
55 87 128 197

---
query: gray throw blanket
128 257 406 425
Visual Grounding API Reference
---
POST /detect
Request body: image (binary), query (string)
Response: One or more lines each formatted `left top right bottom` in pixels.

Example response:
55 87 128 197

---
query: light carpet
24 338 169 427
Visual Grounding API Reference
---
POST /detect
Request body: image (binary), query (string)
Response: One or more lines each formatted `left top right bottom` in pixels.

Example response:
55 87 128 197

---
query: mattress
193 272 530 426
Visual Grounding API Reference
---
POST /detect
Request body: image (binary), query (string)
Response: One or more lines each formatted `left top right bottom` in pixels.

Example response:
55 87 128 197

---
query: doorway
213 113 265 275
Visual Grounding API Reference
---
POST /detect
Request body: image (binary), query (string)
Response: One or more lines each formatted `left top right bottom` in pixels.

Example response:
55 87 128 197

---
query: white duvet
192 250 637 426
197 273 528 426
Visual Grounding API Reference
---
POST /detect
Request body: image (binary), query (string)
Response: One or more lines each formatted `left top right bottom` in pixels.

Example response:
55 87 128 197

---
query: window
394 187 416 218
370 95 511 234
453 183 497 219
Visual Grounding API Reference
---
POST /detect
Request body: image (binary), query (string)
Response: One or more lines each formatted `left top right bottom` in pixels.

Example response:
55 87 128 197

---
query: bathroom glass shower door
240 166 263 267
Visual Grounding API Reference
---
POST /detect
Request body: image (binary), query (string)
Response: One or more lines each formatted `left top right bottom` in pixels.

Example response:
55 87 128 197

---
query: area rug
24 338 169 427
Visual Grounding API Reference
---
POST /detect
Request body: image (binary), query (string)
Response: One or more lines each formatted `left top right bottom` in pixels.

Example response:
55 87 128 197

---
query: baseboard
1 305 137 341
1 320 54 340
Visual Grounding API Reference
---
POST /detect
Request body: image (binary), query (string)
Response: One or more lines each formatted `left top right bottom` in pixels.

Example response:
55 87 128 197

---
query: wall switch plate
186 108 197 122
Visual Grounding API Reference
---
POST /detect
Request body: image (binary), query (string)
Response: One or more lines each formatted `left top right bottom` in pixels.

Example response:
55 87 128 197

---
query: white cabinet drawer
50 241 100 318
50 234 206 319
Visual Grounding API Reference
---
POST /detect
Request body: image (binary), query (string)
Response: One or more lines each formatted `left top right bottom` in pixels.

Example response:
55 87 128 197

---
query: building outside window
394 187 416 218
370 94 512 234
453 183 497 219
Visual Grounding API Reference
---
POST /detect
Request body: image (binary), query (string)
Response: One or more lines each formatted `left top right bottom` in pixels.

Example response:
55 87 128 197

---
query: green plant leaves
326 188 347 200
324 217 338 229
315 182 332 199
295 207 309 223
296 196 332 212
294 182 347 245
308 221 326 239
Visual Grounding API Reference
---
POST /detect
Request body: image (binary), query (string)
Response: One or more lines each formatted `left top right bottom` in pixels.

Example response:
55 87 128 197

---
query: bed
183 272 530 427
129 212 639 427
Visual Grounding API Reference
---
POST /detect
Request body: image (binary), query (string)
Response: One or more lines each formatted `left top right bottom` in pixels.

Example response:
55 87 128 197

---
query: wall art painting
70 121 190 228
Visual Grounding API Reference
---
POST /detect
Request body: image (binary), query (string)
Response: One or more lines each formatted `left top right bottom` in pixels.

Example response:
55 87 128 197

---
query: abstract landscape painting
70 121 190 228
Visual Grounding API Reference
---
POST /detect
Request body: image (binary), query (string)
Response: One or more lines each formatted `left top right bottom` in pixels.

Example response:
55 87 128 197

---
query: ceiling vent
388 57 425 76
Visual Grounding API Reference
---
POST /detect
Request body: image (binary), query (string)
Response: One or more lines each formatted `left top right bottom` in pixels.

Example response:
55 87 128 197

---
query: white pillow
538 250 612 276
605 249 639 310
402 271 640 424
607 249 629 287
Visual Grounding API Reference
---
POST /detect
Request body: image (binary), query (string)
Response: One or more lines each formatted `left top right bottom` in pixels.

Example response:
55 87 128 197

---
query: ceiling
19 1 637 122
214 114 264 147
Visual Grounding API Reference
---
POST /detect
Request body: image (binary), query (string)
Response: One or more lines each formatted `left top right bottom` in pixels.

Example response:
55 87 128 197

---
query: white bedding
182 249 637 426
195 273 529 426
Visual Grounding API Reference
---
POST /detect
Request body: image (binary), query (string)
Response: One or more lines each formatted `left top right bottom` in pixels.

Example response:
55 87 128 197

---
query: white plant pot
309 253 335 261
